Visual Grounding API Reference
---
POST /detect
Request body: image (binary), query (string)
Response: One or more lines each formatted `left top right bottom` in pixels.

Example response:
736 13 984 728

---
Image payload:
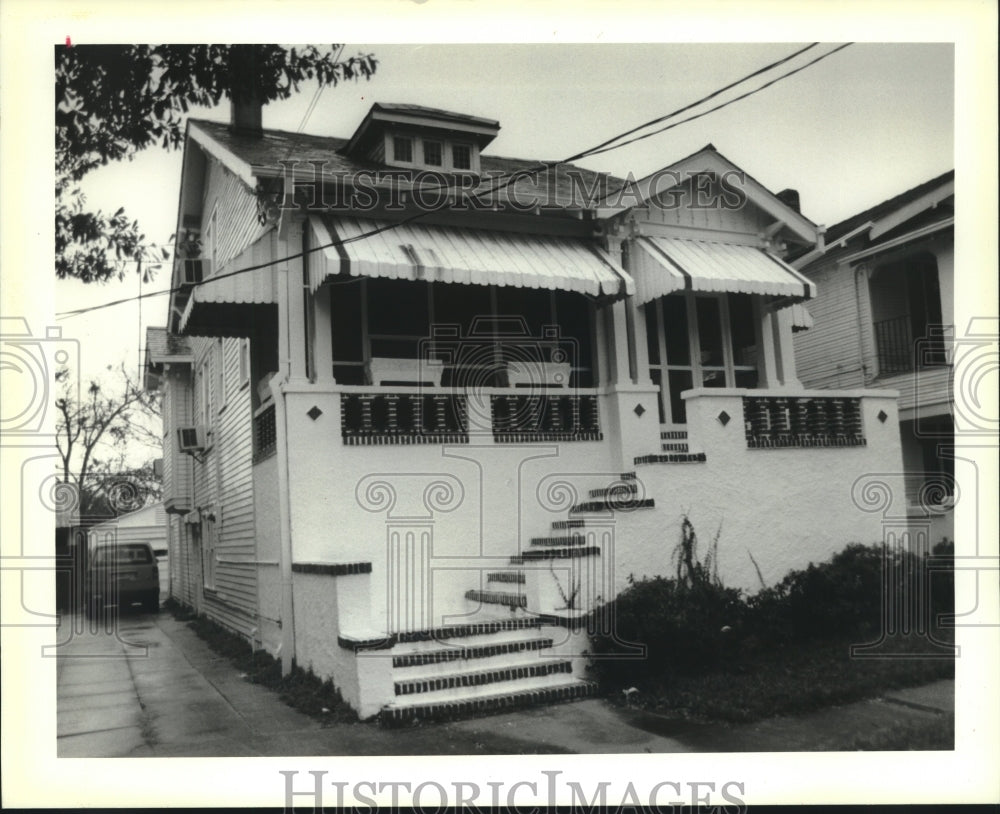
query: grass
619 631 955 724
166 598 357 724
848 713 954 751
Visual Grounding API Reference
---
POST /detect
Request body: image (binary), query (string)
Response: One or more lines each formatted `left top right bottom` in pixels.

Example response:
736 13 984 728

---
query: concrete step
486 570 525 585
392 635 556 670
588 482 639 499
551 518 588 530
569 497 655 514
394 658 573 697
634 452 706 465
380 675 596 726
661 429 688 440
465 589 527 609
510 545 601 564
529 534 587 547
340 617 545 653
661 442 690 452
389 625 547 656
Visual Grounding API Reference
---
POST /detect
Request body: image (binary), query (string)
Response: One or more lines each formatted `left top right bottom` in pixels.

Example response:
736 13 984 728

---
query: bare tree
55 362 162 520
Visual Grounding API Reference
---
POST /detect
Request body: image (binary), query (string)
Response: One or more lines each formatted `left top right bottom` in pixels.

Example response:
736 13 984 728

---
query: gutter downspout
274 259 297 676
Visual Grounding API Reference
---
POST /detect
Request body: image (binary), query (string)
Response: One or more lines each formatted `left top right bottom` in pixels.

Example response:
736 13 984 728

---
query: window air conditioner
177 425 208 453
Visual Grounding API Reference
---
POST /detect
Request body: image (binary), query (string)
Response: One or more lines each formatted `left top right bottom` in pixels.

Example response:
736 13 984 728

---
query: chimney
776 188 800 213
228 45 262 136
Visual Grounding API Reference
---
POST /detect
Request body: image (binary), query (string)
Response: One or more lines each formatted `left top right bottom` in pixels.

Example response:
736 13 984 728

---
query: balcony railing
491 393 602 442
252 402 277 462
743 395 866 449
874 315 948 376
340 393 469 445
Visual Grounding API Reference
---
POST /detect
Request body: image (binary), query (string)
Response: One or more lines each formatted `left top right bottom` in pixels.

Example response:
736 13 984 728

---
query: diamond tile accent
717 410 731 426
877 409 888 423
633 403 646 417
307 405 323 421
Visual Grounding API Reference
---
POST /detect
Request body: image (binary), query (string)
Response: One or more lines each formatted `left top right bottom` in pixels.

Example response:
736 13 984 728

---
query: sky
51 42 956 389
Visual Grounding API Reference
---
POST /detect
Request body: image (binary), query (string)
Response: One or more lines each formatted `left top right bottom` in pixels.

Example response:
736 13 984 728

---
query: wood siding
632 174 772 241
202 157 261 273
189 335 259 637
794 258 873 389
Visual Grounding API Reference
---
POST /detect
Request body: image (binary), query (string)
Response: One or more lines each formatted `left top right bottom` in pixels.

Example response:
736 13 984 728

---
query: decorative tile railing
490 393 602 442
252 402 277 462
743 395 866 448
340 392 468 445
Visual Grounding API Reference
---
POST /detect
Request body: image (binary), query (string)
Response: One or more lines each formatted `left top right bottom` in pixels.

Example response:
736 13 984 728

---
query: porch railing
340 393 469 445
252 402 277 462
743 395 866 448
490 393 602 442
873 315 948 376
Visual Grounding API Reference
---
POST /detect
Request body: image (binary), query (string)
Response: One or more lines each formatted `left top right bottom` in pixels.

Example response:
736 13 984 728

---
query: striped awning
309 215 633 299
786 302 814 332
633 236 816 305
179 233 278 334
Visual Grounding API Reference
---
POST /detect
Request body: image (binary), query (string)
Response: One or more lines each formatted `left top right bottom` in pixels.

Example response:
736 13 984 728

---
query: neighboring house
145 100 905 721
87 502 168 553
793 172 954 545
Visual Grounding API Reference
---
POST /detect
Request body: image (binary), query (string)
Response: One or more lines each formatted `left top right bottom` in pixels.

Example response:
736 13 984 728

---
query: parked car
85 542 160 615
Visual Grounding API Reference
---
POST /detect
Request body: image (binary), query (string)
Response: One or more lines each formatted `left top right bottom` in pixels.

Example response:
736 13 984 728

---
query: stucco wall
604 389 908 593
291 570 392 718
279 383 663 632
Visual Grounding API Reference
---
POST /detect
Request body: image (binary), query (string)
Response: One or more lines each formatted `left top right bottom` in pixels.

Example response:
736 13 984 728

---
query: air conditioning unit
178 258 210 285
177 425 208 453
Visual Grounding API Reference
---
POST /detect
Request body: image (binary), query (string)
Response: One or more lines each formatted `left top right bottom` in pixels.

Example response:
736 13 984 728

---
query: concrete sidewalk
56 609 954 756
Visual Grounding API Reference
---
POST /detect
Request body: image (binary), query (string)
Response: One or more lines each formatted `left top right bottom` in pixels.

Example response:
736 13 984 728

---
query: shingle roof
189 119 627 211
822 170 954 244
145 326 192 360
370 102 500 129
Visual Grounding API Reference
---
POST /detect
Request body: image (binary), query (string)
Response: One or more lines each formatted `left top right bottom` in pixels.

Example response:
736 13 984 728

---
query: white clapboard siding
794 259 872 389
636 176 772 237
203 336 258 636
203 159 261 272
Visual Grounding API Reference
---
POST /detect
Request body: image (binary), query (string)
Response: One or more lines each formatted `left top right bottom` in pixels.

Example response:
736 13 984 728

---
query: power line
56 43 851 321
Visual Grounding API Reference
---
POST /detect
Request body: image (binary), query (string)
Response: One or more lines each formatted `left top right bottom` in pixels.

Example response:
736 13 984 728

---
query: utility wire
57 43 851 320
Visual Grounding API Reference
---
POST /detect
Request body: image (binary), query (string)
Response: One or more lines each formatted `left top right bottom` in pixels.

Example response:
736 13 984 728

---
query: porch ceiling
309 215 634 299
634 236 817 305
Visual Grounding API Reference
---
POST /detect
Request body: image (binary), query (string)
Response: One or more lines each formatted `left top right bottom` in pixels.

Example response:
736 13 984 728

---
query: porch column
607 299 633 385
312 286 335 383
774 307 802 388
277 219 309 383
630 297 652 385
753 297 781 389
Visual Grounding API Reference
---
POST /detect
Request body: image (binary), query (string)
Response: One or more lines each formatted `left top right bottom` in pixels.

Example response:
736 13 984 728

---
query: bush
588 574 745 689
587 522 957 696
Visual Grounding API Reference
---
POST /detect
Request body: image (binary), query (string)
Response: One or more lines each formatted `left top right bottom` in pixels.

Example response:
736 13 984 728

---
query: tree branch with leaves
55 44 378 283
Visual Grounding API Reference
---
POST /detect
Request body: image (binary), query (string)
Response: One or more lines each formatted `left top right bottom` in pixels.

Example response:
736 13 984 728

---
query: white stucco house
145 100 905 721
792 171 954 545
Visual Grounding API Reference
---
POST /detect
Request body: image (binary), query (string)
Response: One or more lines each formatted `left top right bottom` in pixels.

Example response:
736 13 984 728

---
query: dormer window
423 140 443 167
392 136 413 163
452 143 472 171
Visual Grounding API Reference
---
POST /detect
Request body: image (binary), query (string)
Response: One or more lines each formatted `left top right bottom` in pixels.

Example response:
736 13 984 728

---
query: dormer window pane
393 136 413 163
452 144 471 170
423 141 443 166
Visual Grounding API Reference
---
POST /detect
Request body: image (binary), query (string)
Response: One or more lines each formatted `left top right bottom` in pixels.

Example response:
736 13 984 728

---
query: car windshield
92 545 153 565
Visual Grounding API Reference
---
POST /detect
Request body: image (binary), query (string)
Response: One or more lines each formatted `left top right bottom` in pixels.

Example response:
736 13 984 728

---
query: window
201 512 216 590
329 280 597 387
205 205 218 274
239 339 250 386
645 292 759 425
451 143 472 170
393 136 413 163
423 140 443 167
